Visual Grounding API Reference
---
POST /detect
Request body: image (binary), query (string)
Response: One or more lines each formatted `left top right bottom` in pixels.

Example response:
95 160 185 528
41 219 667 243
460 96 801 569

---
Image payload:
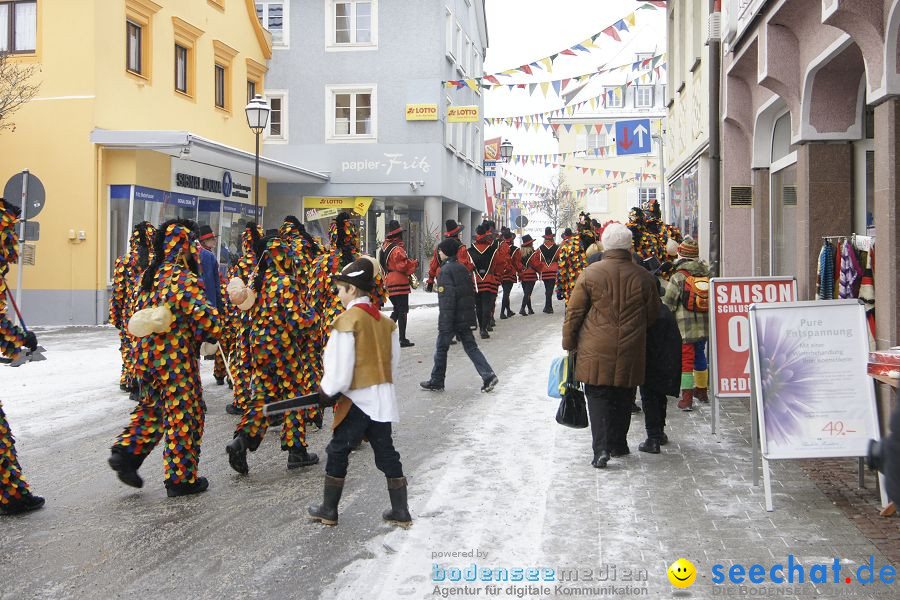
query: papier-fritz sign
710 278 796 397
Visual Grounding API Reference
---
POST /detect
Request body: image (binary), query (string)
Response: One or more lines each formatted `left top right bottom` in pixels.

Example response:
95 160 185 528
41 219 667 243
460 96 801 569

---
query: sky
482 0 666 206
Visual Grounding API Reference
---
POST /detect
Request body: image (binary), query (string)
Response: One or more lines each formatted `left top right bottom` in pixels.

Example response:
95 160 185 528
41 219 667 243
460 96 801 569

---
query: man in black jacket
421 238 499 393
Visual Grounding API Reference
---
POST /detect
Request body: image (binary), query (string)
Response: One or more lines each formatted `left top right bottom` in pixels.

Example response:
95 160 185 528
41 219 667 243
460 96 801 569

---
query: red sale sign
710 277 797 397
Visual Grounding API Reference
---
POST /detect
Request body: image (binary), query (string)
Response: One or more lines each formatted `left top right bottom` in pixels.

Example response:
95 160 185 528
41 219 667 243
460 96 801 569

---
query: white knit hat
600 223 633 251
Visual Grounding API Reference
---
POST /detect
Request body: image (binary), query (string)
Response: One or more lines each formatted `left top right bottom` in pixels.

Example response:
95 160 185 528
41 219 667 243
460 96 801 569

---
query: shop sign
133 185 197 208
171 160 252 201
303 196 373 216
710 278 796 398
305 207 340 221
448 106 480 123
405 104 438 121
484 137 501 162
340 154 431 177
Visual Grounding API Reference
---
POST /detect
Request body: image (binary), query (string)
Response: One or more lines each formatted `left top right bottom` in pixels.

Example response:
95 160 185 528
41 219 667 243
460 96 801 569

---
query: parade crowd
1 196 707 522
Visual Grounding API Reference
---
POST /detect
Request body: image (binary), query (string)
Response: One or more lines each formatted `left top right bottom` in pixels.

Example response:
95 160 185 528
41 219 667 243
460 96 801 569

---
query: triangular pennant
626 12 636 27
552 80 562 96
540 81 550 98
602 26 621 42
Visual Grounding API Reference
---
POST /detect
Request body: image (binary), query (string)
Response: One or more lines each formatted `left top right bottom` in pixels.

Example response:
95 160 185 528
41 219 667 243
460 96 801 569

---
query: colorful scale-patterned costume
555 231 589 304
225 224 263 412
212 275 232 384
108 222 156 391
111 220 221 488
0 199 38 513
234 236 317 452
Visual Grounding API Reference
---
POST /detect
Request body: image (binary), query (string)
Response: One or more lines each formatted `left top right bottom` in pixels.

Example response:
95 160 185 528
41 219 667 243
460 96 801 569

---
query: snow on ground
321 334 564 600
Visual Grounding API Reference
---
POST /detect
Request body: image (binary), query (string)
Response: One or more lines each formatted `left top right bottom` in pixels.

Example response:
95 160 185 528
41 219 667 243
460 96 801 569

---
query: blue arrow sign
615 119 652 156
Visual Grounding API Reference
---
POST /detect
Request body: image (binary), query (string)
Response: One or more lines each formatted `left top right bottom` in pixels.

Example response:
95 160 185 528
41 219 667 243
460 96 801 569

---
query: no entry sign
710 277 797 397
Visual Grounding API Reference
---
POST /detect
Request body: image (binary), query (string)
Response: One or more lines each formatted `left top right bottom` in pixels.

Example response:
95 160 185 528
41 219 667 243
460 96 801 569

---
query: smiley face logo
668 559 696 588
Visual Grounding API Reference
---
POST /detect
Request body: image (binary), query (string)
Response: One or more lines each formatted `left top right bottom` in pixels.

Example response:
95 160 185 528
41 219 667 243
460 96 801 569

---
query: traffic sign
3 171 46 219
484 161 497 177
24 221 39 241
515 214 529 228
615 119 652 156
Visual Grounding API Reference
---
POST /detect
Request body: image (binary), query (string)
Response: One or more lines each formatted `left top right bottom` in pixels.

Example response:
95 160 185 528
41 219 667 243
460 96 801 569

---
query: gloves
425 282 434 293
23 331 37 352
317 385 340 409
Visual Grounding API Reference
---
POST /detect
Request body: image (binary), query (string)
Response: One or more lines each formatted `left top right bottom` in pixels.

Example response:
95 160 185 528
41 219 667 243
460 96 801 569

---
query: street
0 291 895 599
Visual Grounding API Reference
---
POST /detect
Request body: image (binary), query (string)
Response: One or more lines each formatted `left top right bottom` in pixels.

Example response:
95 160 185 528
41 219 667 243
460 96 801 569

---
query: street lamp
500 138 513 163
245 94 270 220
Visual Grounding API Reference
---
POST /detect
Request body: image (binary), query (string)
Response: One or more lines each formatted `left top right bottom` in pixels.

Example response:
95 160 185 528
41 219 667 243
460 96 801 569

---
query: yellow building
0 0 325 325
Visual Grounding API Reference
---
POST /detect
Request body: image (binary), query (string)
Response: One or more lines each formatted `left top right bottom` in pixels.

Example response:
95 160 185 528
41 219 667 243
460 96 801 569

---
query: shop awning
90 129 329 183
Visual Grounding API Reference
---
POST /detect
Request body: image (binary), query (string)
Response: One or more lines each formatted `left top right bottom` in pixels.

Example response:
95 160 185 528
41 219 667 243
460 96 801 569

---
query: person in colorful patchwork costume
662 237 710 412
109 221 156 399
225 236 320 474
380 220 419 348
280 216 324 429
0 198 43 515
108 219 221 497
627 207 663 260
223 223 264 416
555 224 592 305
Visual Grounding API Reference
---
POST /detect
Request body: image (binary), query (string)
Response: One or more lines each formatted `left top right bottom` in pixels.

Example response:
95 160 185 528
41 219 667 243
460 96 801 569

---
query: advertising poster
710 278 796 397
749 300 880 460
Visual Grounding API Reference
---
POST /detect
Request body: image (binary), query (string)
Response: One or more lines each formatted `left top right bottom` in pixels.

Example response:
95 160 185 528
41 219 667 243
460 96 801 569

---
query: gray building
258 0 489 267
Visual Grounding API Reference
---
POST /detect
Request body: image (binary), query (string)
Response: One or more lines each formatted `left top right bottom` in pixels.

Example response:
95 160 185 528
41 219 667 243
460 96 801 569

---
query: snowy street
1 292 895 599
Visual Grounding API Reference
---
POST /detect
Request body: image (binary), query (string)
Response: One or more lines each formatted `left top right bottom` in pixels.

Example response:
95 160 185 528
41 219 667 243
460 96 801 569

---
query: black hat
438 237 461 257
521 234 535 246
501 226 514 240
198 224 216 241
543 227 554 240
562 227 573 238
386 220 403 238
475 223 490 239
333 257 375 292
445 219 464 237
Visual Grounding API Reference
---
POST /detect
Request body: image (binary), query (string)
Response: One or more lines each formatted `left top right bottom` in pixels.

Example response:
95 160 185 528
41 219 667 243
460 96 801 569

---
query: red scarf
352 302 381 321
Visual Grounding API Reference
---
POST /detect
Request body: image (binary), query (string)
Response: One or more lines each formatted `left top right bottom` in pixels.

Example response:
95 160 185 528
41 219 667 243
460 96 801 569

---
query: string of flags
523 159 659 171
499 175 655 210
457 1 665 85
503 170 657 195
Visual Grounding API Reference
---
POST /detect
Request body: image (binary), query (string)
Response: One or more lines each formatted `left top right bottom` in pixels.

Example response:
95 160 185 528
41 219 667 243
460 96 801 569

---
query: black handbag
555 354 588 429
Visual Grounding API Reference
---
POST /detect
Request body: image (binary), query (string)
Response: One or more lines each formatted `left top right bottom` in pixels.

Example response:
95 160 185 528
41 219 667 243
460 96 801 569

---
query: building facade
259 0 488 265
551 69 666 224
1 0 325 325
665 0 712 259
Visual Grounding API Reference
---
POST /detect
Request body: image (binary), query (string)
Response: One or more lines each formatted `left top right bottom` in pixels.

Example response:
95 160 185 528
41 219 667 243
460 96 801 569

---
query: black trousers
430 328 494 384
500 281 514 315
389 294 410 340
325 403 403 479
543 280 554 310
640 387 667 441
584 385 634 456
520 281 535 312
475 292 496 331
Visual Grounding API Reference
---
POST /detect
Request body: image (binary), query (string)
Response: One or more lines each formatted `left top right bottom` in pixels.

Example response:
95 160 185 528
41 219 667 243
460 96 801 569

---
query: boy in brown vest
308 258 411 527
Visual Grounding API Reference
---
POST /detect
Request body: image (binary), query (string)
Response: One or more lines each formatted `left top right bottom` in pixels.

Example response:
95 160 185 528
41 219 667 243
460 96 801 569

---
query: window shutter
783 185 798 206
729 185 752 207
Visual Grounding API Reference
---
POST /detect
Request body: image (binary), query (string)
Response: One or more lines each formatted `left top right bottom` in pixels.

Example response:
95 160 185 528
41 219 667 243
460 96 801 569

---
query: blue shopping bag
547 355 568 399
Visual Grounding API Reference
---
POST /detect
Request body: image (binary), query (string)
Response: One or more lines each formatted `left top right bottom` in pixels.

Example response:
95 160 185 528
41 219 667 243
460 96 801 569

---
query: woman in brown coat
562 223 660 468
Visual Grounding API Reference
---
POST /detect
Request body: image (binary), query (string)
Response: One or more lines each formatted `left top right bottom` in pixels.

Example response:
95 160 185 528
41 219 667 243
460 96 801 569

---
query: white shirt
319 297 401 423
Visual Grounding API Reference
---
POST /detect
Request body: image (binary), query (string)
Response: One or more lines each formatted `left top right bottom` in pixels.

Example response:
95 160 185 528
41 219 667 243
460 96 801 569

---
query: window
215 65 226 108
255 2 287 47
0 1 36 54
445 8 455 60
247 80 256 103
444 95 455 150
126 21 142 73
175 45 188 93
462 36 471 75
634 86 654 108
460 123 469 159
472 125 481 165
172 17 202 97
638 187 658 205
246 58 266 104
604 87 623 109
586 132 608 151
265 91 287 141
331 0 376 47
692 0 702 68
328 86 375 140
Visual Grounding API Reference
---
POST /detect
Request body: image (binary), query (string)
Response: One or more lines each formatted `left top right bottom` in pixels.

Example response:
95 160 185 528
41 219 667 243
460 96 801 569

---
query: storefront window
771 164 797 277
109 186 131 283
667 163 699 241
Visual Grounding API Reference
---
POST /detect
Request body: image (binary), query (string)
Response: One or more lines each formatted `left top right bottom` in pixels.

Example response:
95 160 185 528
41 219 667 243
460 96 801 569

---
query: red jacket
519 247 541 282
500 244 523 283
380 239 418 296
537 241 560 281
427 242 474 284
468 239 503 294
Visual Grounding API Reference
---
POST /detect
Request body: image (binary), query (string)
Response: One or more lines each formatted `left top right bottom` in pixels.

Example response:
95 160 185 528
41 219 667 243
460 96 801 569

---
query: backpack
678 270 710 313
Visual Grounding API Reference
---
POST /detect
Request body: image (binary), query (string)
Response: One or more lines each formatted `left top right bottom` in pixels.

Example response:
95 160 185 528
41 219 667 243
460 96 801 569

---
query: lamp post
499 139 513 226
245 94 270 221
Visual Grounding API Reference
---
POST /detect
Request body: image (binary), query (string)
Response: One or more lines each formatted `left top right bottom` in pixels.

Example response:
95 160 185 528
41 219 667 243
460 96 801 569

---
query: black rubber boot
480 329 490 339
165 476 209 498
420 380 444 392
0 493 45 515
108 448 148 488
382 477 412 527
287 445 320 469
225 403 242 416
638 439 661 454
308 476 345 526
591 450 610 468
226 433 251 475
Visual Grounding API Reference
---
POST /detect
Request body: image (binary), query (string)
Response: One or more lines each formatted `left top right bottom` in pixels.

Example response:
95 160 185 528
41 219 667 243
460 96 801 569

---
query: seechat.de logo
668 559 697 588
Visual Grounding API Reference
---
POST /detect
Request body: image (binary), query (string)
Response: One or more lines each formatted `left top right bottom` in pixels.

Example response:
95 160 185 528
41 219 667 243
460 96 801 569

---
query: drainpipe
708 0 722 276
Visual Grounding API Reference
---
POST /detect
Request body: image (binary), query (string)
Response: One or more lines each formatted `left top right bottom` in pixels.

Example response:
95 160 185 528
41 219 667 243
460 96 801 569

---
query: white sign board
170 159 253 202
749 300 880 460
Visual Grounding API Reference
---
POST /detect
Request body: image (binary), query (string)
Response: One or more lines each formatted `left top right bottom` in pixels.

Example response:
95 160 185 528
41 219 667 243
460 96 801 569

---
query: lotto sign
710 278 796 397
406 104 438 121
447 105 480 123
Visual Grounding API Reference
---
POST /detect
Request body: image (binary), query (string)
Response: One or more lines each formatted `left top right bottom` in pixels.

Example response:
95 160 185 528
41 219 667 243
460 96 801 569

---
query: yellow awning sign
447 106 480 123
406 104 438 121
303 196 373 216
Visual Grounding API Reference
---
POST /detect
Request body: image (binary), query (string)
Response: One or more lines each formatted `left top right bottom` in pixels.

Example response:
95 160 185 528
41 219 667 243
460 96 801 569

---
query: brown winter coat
561 248 661 387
